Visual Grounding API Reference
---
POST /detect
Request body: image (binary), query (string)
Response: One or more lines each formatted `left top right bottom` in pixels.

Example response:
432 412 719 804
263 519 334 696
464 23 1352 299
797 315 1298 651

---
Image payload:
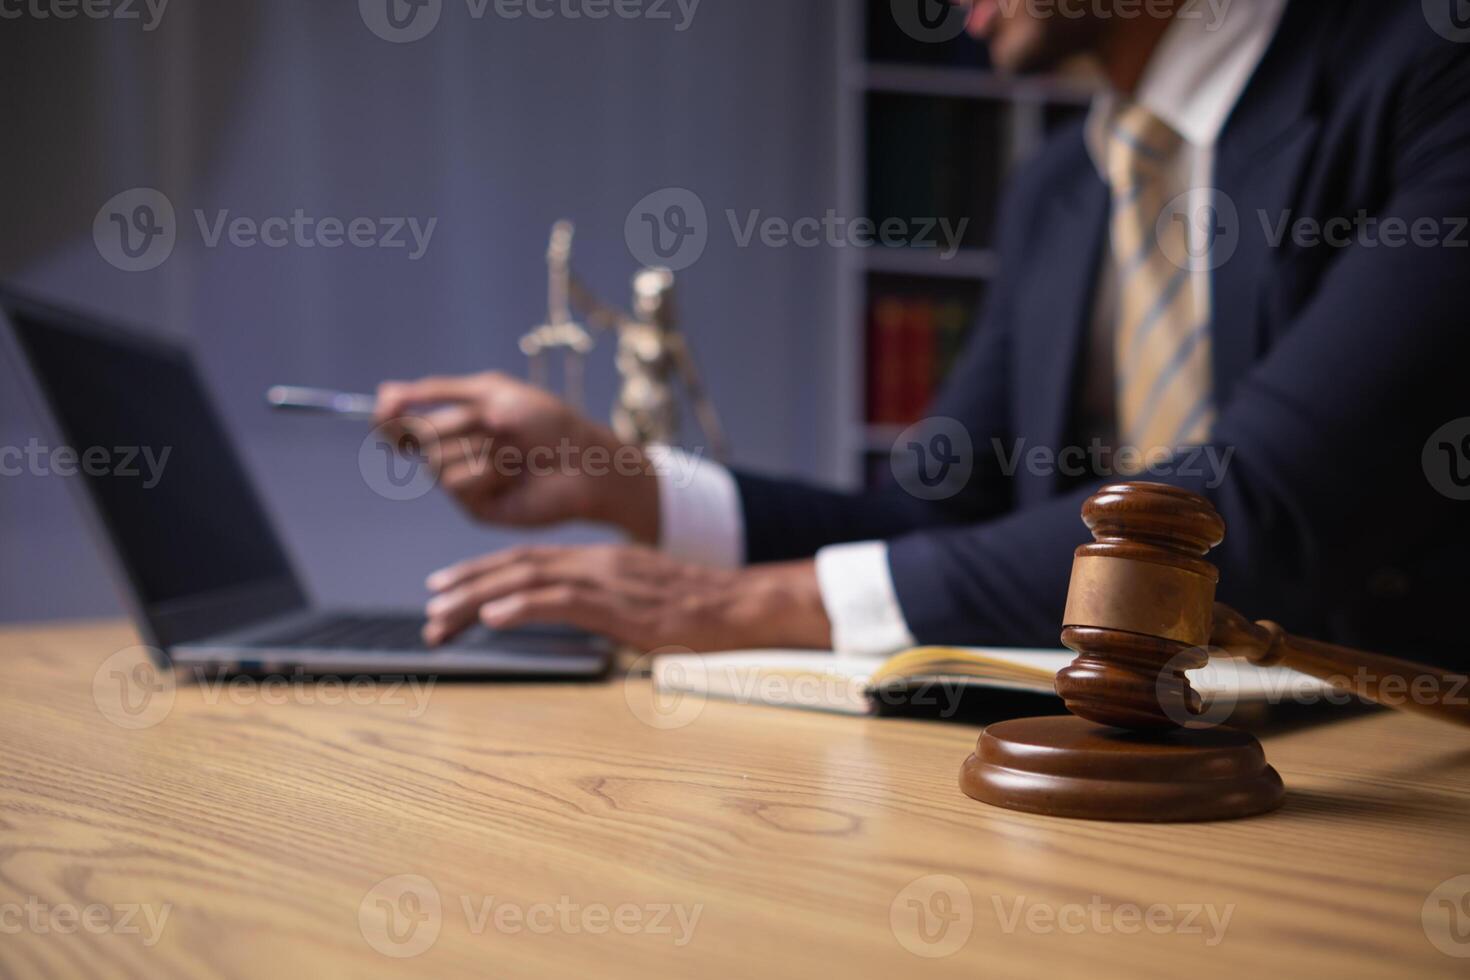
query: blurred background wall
0 0 846 622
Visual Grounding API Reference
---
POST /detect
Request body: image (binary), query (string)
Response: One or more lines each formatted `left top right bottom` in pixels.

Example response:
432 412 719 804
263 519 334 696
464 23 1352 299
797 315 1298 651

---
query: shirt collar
1084 0 1287 173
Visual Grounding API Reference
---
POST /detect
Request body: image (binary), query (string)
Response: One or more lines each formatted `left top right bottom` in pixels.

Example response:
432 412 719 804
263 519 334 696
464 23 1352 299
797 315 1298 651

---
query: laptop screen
7 296 305 635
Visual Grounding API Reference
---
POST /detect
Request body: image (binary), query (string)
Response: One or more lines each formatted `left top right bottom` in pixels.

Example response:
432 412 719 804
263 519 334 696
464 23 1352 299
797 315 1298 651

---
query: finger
422 562 542 645
393 415 479 471
381 414 443 458
423 555 604 645
418 404 483 440
477 584 628 641
434 436 499 481
373 381 407 424
439 459 497 496
425 546 563 593
375 374 487 421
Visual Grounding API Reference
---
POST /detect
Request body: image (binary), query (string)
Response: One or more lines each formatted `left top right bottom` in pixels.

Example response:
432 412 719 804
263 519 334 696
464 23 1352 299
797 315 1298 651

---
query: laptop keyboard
241 613 593 653
246 614 434 651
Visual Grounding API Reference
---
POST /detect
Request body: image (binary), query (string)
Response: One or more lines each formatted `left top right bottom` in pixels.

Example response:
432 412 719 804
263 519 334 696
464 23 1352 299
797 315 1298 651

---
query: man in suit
377 0 1470 664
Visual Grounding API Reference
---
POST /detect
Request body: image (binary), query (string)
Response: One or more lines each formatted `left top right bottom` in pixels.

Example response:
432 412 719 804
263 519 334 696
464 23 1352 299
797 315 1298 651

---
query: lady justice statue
519 221 729 462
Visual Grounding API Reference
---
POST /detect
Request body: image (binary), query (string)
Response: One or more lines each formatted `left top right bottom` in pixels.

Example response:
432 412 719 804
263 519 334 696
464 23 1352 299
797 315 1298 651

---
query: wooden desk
2 621 1468 979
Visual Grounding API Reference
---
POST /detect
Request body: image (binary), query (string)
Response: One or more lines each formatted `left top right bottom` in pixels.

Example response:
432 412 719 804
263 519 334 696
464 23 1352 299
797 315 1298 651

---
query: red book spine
868 296 906 424
903 296 936 422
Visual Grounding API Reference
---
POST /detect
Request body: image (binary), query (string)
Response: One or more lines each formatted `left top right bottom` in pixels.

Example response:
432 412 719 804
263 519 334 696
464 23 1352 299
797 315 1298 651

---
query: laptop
1 287 610 676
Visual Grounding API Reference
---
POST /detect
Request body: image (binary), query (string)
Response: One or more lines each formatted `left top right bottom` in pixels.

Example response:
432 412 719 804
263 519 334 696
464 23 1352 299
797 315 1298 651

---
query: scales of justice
518 220 728 462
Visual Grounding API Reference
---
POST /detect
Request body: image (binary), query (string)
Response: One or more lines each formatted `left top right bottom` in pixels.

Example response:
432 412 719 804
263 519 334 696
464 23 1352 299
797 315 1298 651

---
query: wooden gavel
961 481 1469 822
1056 482 1470 730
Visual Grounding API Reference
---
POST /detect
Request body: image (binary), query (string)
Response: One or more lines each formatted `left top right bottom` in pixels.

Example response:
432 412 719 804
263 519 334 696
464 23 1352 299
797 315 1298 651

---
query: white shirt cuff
814 541 917 656
646 445 744 569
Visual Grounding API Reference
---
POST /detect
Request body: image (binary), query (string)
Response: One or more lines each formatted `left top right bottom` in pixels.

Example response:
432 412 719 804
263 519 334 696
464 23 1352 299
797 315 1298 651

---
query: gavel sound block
959 482 1470 822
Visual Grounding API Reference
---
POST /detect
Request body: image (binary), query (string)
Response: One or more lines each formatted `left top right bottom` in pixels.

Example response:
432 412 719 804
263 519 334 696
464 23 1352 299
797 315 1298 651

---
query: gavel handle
1210 603 1470 728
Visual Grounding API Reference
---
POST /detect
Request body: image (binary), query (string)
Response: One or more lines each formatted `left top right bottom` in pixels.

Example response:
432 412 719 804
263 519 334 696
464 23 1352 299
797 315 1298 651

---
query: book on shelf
650 646 1338 718
901 293 935 423
933 296 970 383
866 92 1003 252
866 295 907 426
865 288 979 426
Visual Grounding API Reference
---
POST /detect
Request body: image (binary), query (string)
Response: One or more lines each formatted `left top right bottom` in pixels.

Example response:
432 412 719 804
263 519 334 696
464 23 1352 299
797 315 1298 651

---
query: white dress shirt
655 0 1286 654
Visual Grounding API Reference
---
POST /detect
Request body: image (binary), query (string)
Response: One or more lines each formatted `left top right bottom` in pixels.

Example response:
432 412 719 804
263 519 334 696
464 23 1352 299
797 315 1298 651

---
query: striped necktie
1105 103 1214 461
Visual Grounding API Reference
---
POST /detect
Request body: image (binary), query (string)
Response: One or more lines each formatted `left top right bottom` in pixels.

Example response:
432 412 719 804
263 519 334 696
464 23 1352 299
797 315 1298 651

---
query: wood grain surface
2 620 1468 979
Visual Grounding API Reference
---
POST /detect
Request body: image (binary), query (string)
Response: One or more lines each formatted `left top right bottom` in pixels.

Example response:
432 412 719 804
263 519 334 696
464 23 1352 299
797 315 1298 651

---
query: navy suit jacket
734 1 1470 664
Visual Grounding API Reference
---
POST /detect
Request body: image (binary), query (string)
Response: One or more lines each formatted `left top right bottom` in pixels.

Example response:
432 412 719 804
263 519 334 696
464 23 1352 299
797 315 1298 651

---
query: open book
650 646 1337 717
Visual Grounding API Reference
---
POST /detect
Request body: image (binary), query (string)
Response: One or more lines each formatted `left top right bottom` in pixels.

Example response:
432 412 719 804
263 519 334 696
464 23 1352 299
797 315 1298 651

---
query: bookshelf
831 1 1091 488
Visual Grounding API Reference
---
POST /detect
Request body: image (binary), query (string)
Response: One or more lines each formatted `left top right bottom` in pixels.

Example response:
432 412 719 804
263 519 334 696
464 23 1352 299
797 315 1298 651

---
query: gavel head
1057 482 1225 729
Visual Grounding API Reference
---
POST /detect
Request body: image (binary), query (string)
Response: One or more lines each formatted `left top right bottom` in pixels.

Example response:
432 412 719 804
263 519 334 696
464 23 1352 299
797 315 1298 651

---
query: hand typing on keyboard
421 544 831 653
